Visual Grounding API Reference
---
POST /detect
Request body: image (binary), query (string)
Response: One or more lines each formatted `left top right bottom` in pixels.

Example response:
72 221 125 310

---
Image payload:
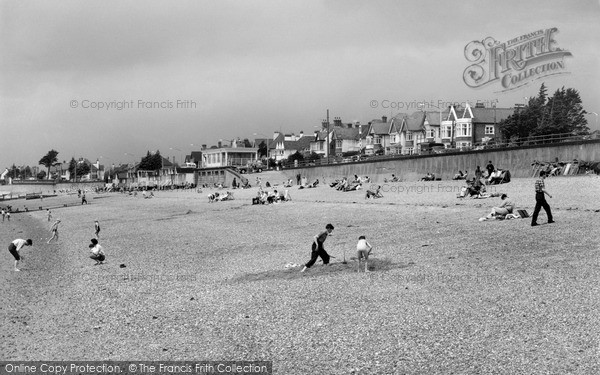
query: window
441 121 453 138
374 136 382 145
336 140 343 148
405 147 414 155
485 125 495 135
407 132 413 141
427 129 436 138
456 122 472 137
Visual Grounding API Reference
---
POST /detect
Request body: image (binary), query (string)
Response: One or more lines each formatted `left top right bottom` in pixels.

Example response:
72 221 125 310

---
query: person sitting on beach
329 179 342 188
307 179 320 188
453 171 467 180
480 194 515 220
282 189 292 202
344 180 361 192
89 238 105 265
363 176 371 183
365 186 383 199
208 192 219 203
336 178 348 191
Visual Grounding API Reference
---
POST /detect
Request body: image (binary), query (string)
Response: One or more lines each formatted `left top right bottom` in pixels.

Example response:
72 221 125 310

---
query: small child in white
356 235 373 272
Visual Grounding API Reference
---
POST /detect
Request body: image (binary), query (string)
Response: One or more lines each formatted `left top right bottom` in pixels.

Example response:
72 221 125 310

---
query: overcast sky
1 0 599 169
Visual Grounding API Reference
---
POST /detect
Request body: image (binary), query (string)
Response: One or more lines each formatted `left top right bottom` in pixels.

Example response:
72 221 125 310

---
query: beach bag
517 209 529 218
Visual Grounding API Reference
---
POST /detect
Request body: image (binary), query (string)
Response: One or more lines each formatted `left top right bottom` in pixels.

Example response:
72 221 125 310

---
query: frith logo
463 28 572 92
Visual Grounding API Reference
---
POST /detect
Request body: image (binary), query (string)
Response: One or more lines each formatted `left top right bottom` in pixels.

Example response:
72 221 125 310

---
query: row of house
247 102 514 162
42 103 514 181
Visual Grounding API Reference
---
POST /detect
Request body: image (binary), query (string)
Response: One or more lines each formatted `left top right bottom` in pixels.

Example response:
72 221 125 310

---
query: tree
68 158 90 181
138 150 163 171
37 170 47 180
39 149 59 180
258 141 268 158
243 138 252 148
8 164 19 179
285 151 304 167
499 83 589 140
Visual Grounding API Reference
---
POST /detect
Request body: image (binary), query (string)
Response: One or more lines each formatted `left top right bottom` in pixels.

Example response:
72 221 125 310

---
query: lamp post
326 109 330 164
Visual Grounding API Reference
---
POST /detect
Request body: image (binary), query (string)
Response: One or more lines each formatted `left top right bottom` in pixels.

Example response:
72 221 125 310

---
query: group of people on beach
300 224 374 273
7 218 104 271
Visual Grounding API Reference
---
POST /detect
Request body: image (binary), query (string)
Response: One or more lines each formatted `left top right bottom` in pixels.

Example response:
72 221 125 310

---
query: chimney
217 141 222 148
322 119 328 129
382 116 387 123
299 131 304 137
333 117 342 127
201 144 207 150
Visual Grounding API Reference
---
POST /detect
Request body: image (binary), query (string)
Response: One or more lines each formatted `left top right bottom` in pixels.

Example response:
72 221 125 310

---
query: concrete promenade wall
283 140 600 183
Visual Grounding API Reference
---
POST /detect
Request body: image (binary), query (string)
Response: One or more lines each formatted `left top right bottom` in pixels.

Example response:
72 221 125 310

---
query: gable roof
470 107 515 123
368 120 390 135
332 127 361 141
284 136 313 151
402 112 426 132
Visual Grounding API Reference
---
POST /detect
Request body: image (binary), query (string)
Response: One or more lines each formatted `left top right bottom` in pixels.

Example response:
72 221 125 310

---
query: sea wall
283 139 600 183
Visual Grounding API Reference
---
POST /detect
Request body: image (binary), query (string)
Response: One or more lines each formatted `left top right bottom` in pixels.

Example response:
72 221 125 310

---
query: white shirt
12 239 28 251
357 239 372 251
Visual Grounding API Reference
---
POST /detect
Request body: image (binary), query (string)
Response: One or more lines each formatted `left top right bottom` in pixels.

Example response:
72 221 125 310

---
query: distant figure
475 166 483 180
94 220 101 239
1 208 5 222
8 238 33 271
81 194 88 205
47 209 52 222
486 161 495 178
296 173 301 185
232 178 237 189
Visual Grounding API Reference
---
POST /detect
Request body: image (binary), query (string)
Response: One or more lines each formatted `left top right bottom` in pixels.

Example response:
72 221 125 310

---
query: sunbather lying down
365 186 383 199
299 179 319 189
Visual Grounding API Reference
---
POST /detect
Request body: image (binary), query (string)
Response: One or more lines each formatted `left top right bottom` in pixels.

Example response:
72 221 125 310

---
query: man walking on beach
8 238 32 271
531 171 554 226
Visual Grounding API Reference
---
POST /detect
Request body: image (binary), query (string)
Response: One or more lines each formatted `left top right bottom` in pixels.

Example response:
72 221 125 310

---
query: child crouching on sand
89 238 105 265
356 235 373 272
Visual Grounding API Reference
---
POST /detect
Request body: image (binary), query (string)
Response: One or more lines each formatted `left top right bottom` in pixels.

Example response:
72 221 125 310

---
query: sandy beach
1 172 599 373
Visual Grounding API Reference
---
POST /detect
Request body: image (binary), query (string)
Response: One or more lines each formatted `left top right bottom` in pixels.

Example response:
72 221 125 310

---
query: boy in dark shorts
301 224 334 273
8 238 33 271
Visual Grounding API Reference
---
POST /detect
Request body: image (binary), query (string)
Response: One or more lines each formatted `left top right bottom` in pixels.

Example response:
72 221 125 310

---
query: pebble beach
1 172 599 374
